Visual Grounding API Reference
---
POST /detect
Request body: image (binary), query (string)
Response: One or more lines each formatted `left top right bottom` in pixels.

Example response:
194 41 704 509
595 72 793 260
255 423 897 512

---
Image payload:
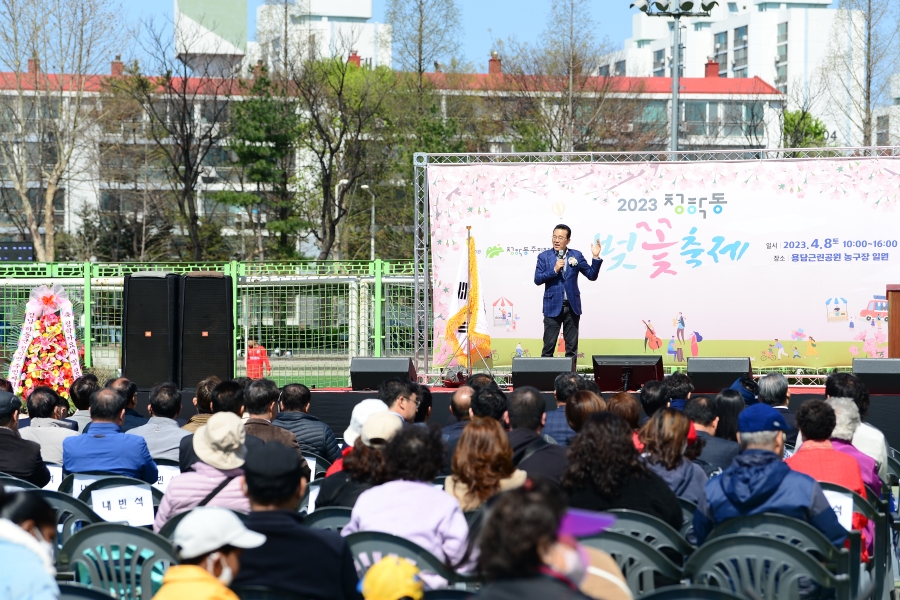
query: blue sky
124 0 634 69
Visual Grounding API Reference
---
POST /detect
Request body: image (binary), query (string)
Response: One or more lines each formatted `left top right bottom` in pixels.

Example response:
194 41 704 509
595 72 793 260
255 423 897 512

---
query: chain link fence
0 261 416 389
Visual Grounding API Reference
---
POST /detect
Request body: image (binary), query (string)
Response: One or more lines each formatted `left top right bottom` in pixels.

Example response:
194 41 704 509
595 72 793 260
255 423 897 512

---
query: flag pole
466 226 472 379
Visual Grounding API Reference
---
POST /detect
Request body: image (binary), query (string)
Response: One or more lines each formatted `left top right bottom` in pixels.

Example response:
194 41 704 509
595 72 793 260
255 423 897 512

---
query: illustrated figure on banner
642 320 661 353
690 331 703 357
674 312 686 343
7 284 83 400
533 224 601 358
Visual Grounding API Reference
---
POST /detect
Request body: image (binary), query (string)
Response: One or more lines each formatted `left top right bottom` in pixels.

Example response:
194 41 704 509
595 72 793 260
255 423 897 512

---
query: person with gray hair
827 397 881 493
757 372 798 445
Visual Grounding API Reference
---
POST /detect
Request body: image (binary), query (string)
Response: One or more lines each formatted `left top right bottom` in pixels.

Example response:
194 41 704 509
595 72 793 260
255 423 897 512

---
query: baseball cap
737 402 789 434
361 556 424 600
360 410 403 448
193 412 247 470
344 398 388 446
0 392 20 417
172 507 266 560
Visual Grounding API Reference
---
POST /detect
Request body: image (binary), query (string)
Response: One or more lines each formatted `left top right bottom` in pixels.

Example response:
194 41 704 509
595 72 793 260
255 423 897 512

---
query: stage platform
137 386 900 450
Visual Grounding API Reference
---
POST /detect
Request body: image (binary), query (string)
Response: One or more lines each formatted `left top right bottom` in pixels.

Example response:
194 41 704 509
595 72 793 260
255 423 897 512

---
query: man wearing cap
362 557 424 600
0 391 51 487
692 403 846 547
154 506 266 600
154 412 253 532
233 441 362 599
62 388 158 484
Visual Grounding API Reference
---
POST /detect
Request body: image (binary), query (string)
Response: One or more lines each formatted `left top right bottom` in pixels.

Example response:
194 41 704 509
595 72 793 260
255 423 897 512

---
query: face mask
206 552 233 586
31 527 55 565
547 539 588 585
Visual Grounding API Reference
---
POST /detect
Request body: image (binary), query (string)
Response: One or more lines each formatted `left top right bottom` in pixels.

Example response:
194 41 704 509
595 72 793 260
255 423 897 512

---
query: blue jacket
543 406 576 447
0 536 58 600
62 422 158 483
534 248 601 317
693 449 847 546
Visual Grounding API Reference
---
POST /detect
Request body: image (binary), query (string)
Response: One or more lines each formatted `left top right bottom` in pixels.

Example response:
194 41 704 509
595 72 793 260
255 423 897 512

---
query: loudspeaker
593 355 664 393
179 274 234 390
511 357 576 391
350 357 416 391
122 273 180 391
687 357 752 393
853 358 900 394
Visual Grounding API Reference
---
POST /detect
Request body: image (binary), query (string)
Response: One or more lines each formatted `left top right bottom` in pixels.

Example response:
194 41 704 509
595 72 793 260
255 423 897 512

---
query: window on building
733 26 748 77
599 65 610 77
775 23 787 93
653 50 666 77
684 101 709 136
714 31 728 77
723 102 744 137
614 60 626 76
876 115 890 146
728 2 738 11
777 22 788 44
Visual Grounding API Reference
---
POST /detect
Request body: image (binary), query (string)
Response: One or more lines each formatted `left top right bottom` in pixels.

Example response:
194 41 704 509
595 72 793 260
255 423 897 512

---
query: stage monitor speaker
179 273 233 390
687 357 752 393
853 358 900 394
122 272 180 391
511 357 576 391
593 355 664 393
350 357 416 391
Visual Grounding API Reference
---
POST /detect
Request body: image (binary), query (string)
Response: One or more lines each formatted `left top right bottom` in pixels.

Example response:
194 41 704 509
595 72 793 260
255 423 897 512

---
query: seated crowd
0 368 893 600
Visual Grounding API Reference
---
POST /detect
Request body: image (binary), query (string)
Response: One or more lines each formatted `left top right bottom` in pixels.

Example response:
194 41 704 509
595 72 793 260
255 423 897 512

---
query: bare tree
110 18 237 260
0 0 123 261
821 0 900 147
387 0 461 95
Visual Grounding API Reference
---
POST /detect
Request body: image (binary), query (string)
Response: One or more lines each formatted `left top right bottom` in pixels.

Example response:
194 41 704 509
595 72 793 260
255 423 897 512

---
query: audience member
127 382 190 461
544 373 586 446
243 379 304 458
0 378 11 393
713 389 745 443
564 413 682 530
0 491 59 599
470 387 508 422
85 377 147 432
758 372 798 445
442 386 473 443
466 373 499 393
475 479 593 600
607 392 642 450
326 399 389 477
693 403 846 546
0 393 50 487
62 388 157 483
19 387 78 464
233 441 363 599
361 556 424 600
728 376 759 406
664 372 693 411
827 397 881 492
273 383 341 462
565 390 607 433
154 412 251 532
446 418 526 511
785 400 871 561
415 384 433 424
507 387 568 485
68 374 98 432
378 377 419 424
155 507 265 600
182 376 221 433
821 372 887 482
639 408 708 505
684 395 740 472
343 426 470 579
317 411 402 509
639 380 668 424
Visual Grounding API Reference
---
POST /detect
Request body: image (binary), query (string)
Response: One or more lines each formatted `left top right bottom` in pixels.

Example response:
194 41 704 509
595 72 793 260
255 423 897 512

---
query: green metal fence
0 260 416 388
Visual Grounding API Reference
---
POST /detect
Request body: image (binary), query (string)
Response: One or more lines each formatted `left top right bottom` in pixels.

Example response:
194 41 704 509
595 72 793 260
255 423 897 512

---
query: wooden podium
889 285 900 358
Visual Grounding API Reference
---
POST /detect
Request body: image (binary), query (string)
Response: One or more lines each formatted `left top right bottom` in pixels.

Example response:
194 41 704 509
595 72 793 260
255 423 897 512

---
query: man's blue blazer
534 248 602 318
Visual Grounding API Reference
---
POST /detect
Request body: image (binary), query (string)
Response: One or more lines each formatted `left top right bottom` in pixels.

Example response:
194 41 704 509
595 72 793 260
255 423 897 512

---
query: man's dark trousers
542 299 579 357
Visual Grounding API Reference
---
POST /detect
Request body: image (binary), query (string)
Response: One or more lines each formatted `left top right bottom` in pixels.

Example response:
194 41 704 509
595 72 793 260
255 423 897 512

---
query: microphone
557 249 565 260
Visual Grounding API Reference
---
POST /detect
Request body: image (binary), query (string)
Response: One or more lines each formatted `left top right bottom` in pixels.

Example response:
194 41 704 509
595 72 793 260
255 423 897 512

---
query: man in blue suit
534 224 602 357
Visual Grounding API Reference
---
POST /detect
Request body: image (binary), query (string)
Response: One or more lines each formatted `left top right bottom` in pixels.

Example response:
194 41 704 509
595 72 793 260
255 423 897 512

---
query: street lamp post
629 0 718 153
360 184 376 261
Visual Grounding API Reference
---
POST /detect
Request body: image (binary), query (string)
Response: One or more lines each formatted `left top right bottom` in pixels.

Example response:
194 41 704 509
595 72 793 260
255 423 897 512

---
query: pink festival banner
427 158 900 369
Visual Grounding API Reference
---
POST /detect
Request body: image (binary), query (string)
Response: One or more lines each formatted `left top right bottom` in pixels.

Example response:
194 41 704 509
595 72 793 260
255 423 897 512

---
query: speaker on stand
122 272 180 391
179 273 234 390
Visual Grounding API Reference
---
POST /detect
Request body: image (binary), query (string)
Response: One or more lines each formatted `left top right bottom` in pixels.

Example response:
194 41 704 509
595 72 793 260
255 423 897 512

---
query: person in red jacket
246 340 271 380
785 399 871 562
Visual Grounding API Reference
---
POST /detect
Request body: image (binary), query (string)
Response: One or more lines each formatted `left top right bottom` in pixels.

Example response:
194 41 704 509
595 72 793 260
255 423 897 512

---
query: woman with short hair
565 391 607 433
